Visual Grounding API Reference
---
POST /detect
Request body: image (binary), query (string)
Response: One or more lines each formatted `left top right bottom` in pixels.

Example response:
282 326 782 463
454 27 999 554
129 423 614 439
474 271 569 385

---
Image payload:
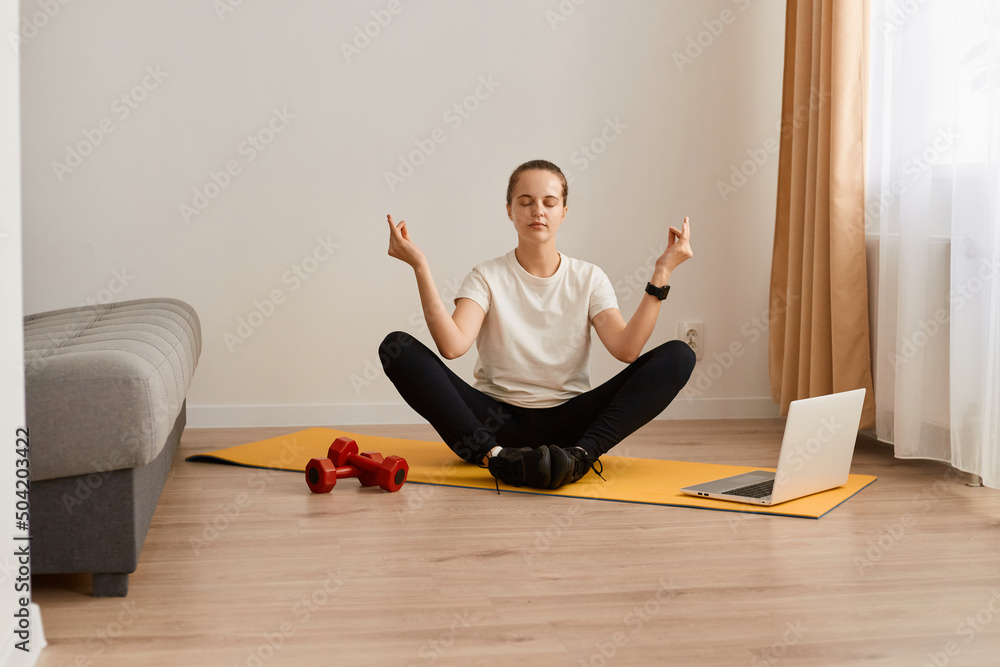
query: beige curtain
770 0 875 428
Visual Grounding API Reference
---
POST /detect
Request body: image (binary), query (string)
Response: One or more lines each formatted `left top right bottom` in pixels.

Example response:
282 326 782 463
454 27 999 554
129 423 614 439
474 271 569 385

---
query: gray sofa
24 298 200 596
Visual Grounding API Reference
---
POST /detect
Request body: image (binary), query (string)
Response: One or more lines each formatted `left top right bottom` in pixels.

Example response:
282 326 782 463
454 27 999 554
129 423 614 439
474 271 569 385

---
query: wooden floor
31 420 1000 666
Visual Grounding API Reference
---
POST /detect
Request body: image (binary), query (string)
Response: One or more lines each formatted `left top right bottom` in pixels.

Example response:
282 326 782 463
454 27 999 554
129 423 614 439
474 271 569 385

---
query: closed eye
518 196 561 206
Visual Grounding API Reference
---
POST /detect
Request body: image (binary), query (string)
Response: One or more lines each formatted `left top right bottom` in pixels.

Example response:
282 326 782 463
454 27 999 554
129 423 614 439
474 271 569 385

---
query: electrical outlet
679 321 704 360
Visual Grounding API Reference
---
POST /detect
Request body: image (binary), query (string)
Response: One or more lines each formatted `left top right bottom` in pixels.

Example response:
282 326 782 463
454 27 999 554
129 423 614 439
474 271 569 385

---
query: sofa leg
93 573 129 597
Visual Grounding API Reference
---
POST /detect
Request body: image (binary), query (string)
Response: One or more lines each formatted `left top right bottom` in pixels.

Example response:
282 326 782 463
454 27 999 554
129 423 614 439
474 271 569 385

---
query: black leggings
379 331 697 464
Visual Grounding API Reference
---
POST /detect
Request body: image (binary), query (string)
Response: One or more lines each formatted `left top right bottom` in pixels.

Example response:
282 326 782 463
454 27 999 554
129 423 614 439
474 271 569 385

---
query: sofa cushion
24 298 201 482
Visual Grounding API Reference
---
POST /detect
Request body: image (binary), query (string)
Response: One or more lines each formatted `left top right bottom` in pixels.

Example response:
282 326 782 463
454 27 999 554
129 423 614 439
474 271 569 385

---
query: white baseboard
664 396 780 420
186 397 780 428
186 402 425 428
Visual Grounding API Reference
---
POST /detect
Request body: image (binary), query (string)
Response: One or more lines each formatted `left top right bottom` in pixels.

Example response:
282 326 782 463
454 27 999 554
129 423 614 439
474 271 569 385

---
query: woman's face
506 169 567 245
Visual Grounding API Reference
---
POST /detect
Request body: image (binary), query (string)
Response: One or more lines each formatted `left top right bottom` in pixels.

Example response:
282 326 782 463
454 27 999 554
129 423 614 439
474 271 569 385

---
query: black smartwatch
645 282 670 300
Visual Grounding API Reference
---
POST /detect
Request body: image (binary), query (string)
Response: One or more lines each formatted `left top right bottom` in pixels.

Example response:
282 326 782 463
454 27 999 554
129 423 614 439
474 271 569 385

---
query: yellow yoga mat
185 428 877 519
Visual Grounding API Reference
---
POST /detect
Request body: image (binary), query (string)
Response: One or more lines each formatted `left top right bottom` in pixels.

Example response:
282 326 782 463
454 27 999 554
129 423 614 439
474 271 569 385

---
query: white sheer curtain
866 0 1000 488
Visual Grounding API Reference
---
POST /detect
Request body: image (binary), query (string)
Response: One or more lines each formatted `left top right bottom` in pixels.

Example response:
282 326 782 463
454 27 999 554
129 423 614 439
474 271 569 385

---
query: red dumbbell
306 440 399 493
327 437 409 492
354 452 385 488
305 458 362 494
325 438 383 486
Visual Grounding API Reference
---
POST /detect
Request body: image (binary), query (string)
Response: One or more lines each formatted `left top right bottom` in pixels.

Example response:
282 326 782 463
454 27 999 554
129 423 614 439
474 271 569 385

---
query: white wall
20 0 786 427
2 0 27 659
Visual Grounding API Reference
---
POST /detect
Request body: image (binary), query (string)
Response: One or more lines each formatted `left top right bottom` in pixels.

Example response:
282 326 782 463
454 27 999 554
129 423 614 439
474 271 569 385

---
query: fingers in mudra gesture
386 213 426 268
659 216 693 273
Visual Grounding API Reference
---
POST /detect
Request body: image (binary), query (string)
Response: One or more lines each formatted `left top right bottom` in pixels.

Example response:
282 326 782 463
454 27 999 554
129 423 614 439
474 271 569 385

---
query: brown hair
506 160 568 206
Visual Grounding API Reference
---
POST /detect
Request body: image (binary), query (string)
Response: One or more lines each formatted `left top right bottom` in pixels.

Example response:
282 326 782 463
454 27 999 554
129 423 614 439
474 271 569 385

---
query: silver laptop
681 388 866 506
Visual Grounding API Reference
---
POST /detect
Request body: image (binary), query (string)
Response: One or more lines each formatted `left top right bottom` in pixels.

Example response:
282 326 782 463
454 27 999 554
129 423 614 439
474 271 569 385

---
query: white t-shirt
454 250 619 408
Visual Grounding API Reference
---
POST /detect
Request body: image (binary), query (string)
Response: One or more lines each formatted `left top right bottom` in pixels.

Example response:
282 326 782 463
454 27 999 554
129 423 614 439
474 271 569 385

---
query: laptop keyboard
724 479 774 498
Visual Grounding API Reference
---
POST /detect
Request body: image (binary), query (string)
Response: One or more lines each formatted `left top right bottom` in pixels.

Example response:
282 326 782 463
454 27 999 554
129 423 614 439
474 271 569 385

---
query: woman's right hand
386 214 426 269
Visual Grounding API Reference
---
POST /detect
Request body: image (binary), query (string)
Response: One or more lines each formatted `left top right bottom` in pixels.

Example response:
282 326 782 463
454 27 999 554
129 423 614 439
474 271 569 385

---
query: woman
381 159 696 489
